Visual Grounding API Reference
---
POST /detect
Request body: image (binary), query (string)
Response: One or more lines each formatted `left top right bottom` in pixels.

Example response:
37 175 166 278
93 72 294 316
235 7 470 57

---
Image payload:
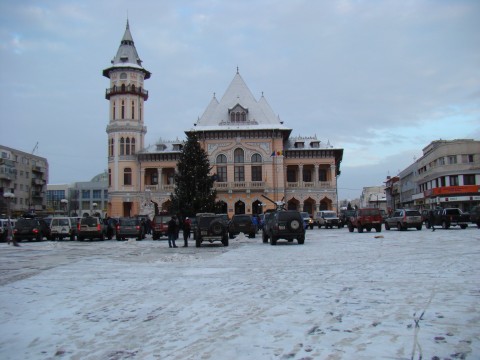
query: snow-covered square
0 226 478 360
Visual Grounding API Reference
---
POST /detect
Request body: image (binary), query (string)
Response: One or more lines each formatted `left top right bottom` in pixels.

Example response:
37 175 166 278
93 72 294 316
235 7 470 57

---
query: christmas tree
170 133 217 216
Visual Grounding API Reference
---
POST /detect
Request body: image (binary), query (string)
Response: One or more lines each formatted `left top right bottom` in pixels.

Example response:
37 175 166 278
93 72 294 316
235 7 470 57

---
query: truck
429 208 469 229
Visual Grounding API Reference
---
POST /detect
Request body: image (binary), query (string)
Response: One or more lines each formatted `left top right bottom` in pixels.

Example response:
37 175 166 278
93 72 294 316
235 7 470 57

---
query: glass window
449 175 459 186
124 168 132 185
251 166 262 181
234 148 244 163
217 166 227 182
216 154 227 164
464 174 475 185
120 138 125 155
234 166 245 182
81 190 90 199
131 138 135 154
93 190 102 199
126 138 131 155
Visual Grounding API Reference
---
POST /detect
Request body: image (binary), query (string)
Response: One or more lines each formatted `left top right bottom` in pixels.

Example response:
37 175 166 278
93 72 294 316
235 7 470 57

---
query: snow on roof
194 72 290 131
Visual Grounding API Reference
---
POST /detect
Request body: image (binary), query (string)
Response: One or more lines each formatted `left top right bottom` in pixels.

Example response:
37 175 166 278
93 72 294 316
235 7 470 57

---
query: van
50 217 75 240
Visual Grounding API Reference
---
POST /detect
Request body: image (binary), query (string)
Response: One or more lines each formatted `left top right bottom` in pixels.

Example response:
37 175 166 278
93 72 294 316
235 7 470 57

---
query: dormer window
294 142 305 149
228 104 248 122
310 141 320 148
173 144 184 151
156 144 167 151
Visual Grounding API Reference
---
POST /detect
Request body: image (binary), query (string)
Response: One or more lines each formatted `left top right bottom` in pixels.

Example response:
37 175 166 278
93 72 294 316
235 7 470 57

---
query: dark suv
262 210 305 245
13 218 50 242
116 217 144 240
228 214 256 238
195 213 229 247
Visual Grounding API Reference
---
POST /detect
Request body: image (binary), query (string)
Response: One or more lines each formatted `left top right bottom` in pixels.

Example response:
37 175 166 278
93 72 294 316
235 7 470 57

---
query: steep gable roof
194 72 289 131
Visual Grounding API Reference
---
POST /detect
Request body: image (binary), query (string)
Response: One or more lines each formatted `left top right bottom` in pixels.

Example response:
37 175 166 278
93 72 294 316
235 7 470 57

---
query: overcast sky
0 0 479 200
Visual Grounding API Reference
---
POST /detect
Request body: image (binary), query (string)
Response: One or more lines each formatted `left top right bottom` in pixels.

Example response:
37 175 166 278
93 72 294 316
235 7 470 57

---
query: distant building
360 186 386 211
0 145 48 216
46 172 108 218
391 139 480 212
104 21 344 218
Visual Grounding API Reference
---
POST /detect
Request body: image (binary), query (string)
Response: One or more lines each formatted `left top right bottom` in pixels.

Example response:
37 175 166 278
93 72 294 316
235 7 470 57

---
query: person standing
167 216 178 248
183 217 191 247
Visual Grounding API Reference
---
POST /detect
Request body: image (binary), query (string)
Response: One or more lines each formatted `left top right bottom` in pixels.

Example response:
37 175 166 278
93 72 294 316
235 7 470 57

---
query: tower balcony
105 85 148 100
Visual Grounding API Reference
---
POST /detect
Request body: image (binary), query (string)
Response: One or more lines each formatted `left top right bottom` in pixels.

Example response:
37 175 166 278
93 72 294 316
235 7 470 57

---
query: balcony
31 191 44 198
287 181 333 189
32 178 46 186
144 184 175 192
32 166 44 173
105 85 148 100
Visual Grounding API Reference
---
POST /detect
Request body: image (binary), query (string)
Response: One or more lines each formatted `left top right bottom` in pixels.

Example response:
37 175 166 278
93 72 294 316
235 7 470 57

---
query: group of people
167 216 191 248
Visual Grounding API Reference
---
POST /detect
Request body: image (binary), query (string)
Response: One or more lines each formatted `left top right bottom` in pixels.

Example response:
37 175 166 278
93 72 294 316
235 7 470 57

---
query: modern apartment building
0 145 48 216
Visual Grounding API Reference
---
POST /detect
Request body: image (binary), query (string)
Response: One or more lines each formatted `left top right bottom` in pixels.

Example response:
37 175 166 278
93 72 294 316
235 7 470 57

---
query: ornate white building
104 22 344 218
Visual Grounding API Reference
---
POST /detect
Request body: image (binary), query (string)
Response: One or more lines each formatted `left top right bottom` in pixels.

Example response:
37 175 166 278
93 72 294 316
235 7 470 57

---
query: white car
314 211 341 229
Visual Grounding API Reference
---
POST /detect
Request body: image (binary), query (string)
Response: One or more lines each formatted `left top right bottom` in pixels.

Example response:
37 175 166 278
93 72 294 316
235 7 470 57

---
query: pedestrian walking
167 216 178 248
6 220 19 247
429 210 436 232
183 217 191 247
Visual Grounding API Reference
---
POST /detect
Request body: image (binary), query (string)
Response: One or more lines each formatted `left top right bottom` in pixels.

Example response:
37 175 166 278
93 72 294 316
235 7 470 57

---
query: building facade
394 139 480 212
0 145 48 216
104 22 343 219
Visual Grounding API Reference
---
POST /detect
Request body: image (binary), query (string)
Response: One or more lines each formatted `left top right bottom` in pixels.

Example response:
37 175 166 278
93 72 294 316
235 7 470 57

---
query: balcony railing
32 178 45 186
287 181 333 189
105 85 148 100
144 184 175 192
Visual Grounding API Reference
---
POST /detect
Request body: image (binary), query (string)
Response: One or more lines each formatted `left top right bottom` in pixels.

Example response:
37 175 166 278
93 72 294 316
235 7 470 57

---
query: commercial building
0 145 48 216
104 22 343 218
390 139 480 212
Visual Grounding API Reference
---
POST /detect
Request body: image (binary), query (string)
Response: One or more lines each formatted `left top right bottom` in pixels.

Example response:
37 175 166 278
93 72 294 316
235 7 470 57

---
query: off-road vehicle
348 208 382 233
195 213 229 247
77 216 106 241
315 210 340 229
50 217 75 240
262 210 305 245
228 214 256 238
13 217 50 242
152 213 170 240
430 208 469 229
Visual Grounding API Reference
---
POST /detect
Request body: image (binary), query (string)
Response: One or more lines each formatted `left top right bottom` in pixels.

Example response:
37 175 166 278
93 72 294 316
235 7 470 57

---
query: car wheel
348 225 354 233
196 238 202 247
397 223 404 231
262 232 268 243
425 221 431 229
416 225 422 230
210 221 224 236
358 225 363 233
375 225 382 232
460 224 467 229
297 235 305 245
366 227 372 232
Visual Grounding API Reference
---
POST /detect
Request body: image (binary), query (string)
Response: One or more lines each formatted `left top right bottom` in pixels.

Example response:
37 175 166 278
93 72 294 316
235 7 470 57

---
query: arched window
234 148 244 182
234 148 244 163
121 84 126 92
120 72 127 80
251 153 262 181
235 112 240 122
126 138 131 155
231 112 235 122
241 112 246 121
131 100 135 119
124 168 132 185
131 138 136 154
121 100 125 119
120 137 125 156
216 154 227 182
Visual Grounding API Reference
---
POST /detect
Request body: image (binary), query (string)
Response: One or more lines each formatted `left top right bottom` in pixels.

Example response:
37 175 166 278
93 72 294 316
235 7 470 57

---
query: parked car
77 216 106 241
116 217 144 240
152 213 170 240
228 214 256 238
429 208 469 229
13 217 50 242
384 209 423 231
262 210 305 245
469 205 480 228
50 217 75 240
315 210 340 229
348 208 382 233
195 213 229 247
339 209 356 227
300 212 314 229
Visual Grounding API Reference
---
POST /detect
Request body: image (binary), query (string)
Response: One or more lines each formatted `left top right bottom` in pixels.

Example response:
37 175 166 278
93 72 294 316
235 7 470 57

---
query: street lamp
92 202 98 217
3 192 18 246
61 199 68 216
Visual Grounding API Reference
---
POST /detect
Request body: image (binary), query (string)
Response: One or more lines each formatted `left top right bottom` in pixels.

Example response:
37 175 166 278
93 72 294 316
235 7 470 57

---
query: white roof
193 72 290 131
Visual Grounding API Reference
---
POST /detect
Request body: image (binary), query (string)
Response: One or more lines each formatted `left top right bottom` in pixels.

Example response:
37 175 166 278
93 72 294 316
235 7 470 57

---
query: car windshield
16 219 37 227
57 219 70 226
405 210 421 216
278 212 300 221
81 217 98 226
323 212 336 218
120 218 137 226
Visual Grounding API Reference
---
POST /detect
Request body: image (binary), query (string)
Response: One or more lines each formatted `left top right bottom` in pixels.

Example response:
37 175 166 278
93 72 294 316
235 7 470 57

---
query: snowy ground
0 225 479 360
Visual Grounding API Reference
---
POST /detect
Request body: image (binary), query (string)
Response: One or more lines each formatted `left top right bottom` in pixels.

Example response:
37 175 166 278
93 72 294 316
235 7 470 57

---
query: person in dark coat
167 216 178 248
429 210 436 232
183 217 191 247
